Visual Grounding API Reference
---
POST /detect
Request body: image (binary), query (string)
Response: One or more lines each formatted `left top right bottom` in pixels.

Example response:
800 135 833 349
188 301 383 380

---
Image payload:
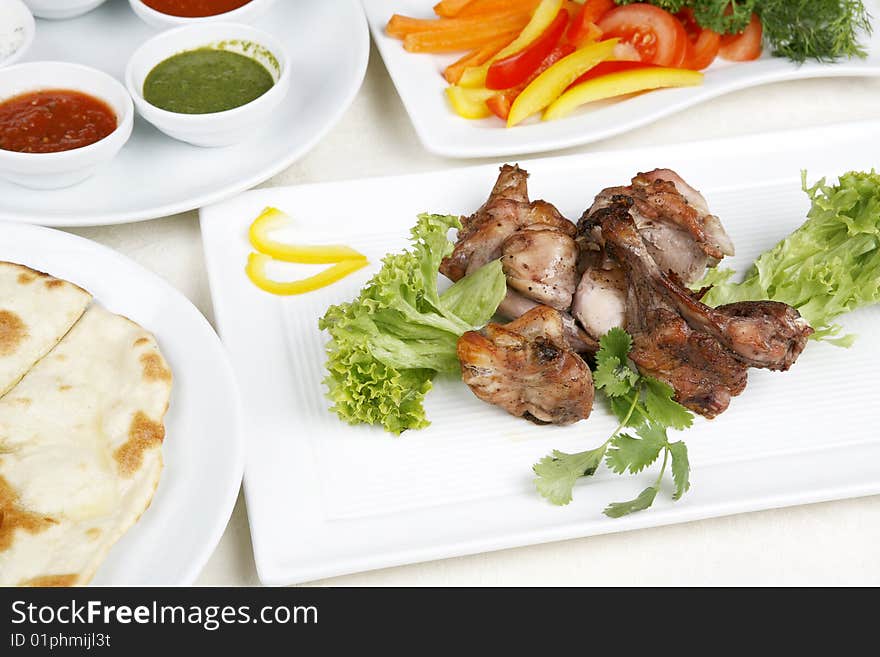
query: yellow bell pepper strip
507 38 618 127
458 0 563 88
248 207 366 264
543 66 704 121
446 85 497 119
245 252 368 296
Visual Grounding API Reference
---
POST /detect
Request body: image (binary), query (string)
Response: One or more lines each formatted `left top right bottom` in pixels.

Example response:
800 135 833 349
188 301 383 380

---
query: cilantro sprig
533 328 693 518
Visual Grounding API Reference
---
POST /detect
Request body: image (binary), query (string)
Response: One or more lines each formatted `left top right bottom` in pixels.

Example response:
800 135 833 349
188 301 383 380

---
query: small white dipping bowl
23 0 109 20
128 0 275 29
125 23 290 148
0 62 134 189
0 1 36 69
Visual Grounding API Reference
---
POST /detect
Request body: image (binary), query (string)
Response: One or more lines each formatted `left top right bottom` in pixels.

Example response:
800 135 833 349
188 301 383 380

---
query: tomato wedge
677 8 720 70
568 60 656 88
597 4 688 67
486 8 569 89
566 0 615 46
719 12 763 61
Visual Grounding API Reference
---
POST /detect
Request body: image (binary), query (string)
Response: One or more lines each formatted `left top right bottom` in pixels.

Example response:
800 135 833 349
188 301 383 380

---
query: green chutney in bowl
143 44 275 114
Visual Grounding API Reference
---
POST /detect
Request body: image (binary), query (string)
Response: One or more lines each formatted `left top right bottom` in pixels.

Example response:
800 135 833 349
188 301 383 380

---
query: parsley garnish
533 328 693 518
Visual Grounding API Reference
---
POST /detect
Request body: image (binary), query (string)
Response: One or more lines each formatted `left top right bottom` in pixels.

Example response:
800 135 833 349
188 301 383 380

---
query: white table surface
69 46 880 586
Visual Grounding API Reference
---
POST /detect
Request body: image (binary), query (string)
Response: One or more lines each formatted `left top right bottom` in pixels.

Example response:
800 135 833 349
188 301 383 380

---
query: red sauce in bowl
141 0 254 17
0 90 117 154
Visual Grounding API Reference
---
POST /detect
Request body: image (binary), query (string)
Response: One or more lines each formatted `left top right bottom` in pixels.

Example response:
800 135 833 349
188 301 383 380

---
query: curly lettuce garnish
319 213 507 434
698 170 880 346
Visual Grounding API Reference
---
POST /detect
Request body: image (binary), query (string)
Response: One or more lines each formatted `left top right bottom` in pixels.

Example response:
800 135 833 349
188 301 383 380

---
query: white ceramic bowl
0 62 134 189
128 0 275 29
23 0 108 20
125 23 290 148
0 0 35 68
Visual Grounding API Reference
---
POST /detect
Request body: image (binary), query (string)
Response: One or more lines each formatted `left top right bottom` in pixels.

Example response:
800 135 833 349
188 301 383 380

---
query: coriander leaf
669 441 691 500
533 445 607 506
609 394 647 428
606 428 665 475
593 355 637 397
594 327 640 397
598 326 633 363
644 377 694 430
604 486 659 518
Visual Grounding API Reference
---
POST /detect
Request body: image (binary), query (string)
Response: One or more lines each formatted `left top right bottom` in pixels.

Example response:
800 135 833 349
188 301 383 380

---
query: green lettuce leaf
319 213 507 434
698 170 880 345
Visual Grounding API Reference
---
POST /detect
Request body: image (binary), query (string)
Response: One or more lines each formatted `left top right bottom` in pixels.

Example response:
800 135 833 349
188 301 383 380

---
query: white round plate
0 0 369 226
0 222 244 585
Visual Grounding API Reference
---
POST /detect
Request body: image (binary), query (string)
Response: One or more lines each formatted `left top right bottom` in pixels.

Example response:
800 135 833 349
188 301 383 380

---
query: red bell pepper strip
568 60 657 88
566 0 615 46
486 9 569 90
486 43 575 119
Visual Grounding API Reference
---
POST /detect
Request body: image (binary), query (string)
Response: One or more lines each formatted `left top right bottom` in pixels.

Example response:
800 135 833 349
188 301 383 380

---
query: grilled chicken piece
696 300 813 371
571 247 627 342
442 164 589 352
599 200 812 371
595 200 747 417
457 305 594 425
501 228 579 310
573 169 734 342
588 169 734 284
497 289 598 354
440 165 574 281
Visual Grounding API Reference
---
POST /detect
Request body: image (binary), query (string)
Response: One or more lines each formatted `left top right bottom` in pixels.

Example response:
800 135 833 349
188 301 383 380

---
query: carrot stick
404 23 527 53
387 11 531 39
458 0 540 17
433 0 475 17
444 34 515 83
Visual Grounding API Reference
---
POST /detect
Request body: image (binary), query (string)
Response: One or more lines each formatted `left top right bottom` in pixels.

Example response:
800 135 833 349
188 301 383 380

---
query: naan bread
0 262 92 397
0 304 172 586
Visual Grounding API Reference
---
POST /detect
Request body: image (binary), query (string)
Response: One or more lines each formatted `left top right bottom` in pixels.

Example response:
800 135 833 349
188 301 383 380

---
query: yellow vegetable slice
245 252 368 296
458 0 563 88
249 206 366 263
446 85 497 119
544 67 704 121
507 38 618 127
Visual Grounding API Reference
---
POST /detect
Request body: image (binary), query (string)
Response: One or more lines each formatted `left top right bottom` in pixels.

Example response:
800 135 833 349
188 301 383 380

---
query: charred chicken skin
457 305 594 425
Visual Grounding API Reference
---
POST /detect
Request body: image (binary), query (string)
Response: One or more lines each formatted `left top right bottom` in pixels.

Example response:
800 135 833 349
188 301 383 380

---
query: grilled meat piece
702 300 813 371
497 289 598 354
457 305 594 425
440 165 574 282
587 168 734 284
599 202 813 371
501 228 579 310
571 247 628 342
595 199 748 417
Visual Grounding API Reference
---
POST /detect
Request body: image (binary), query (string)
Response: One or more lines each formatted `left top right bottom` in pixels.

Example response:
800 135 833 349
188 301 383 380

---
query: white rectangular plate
363 0 880 158
201 121 880 585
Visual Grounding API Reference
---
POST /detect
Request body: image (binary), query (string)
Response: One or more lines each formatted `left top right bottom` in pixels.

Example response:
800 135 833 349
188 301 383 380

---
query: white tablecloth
69 47 880 585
